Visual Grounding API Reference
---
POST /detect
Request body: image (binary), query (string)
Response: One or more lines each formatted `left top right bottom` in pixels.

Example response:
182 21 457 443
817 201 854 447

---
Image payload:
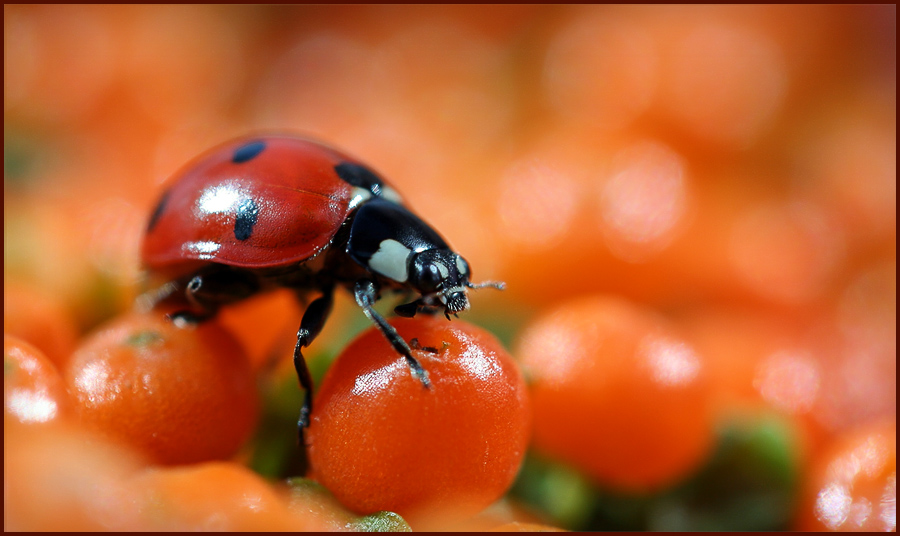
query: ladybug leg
394 293 450 319
293 288 334 443
169 266 260 326
394 299 422 318
353 280 432 389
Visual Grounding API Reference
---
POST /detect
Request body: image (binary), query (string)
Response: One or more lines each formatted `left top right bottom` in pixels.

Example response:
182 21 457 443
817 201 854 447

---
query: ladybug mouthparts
428 279 507 316
440 287 470 314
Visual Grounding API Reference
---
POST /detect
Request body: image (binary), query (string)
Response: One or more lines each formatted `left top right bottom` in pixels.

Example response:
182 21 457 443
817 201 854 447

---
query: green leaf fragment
347 511 412 532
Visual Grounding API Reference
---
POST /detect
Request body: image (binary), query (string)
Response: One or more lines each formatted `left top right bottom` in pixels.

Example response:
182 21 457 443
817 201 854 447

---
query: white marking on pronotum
379 185 404 205
434 262 449 279
369 239 412 282
455 255 467 275
348 186 373 210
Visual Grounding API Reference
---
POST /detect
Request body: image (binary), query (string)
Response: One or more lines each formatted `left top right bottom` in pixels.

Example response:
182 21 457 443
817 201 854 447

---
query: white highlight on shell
183 240 221 259
368 239 412 282
197 184 243 214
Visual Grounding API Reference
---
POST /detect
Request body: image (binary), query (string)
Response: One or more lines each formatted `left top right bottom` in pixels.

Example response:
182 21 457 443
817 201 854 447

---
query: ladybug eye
410 252 453 294
420 263 443 290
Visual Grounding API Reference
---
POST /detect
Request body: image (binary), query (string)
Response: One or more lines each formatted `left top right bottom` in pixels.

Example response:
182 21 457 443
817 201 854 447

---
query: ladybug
140 134 503 443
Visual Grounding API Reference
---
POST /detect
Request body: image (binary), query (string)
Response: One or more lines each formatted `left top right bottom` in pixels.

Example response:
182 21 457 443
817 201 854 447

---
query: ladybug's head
400 247 504 318
409 249 471 314
347 199 504 317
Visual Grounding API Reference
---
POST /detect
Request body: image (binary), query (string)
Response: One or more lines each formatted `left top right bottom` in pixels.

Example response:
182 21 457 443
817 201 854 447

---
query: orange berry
796 420 896 531
4 419 145 531
308 316 531 524
517 296 715 492
126 462 326 531
4 334 72 425
63 309 259 464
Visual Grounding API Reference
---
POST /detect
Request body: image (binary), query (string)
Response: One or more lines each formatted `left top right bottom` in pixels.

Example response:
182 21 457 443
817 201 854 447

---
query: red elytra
142 136 376 272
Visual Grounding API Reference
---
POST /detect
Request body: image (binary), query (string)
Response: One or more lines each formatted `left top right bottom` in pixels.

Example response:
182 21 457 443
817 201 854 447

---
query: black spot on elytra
334 162 384 195
147 189 171 232
232 140 266 164
234 198 259 240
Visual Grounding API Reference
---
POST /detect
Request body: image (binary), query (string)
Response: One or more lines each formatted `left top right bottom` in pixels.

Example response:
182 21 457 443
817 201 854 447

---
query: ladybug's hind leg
168 265 260 326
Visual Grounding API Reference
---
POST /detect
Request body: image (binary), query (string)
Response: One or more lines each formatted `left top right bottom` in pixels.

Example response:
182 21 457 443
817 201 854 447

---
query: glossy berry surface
307 316 531 522
4 335 72 425
126 462 327 531
63 310 259 464
796 421 896 532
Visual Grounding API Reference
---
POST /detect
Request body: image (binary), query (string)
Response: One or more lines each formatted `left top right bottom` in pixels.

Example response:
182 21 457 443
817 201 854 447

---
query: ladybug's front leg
353 280 431 389
394 298 447 319
393 298 424 318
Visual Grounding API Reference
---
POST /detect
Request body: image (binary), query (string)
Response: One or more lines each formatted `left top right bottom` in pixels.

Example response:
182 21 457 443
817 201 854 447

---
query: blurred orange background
6 4 894 311
4 5 896 531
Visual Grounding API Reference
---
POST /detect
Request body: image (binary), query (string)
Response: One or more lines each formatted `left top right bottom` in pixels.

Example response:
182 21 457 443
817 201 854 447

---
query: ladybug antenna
466 280 506 291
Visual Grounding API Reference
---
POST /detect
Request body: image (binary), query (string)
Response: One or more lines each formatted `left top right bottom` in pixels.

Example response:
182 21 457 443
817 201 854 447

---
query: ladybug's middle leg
293 287 334 443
